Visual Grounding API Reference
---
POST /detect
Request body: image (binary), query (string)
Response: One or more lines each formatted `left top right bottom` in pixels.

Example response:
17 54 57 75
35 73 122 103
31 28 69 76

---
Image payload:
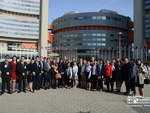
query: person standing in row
72 61 78 89
58 59 65 88
122 58 131 95
128 59 136 95
65 62 72 89
27 59 36 93
43 58 51 90
17 56 27 93
78 58 83 88
104 59 112 92
34 56 42 90
115 61 122 93
40 56 44 88
97 59 104 92
110 59 116 92
135 59 148 98
85 61 92 91
81 60 87 88
91 60 97 91
11 56 18 93
1 55 12 95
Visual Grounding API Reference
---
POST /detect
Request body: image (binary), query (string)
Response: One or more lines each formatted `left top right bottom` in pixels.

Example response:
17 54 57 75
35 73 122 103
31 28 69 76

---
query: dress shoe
8 92 12 94
18 91 21 93
23 90 26 93
1 92 4 95
106 90 110 92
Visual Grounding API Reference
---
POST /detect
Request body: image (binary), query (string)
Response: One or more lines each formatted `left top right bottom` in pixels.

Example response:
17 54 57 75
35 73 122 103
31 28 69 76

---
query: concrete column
134 0 146 61
39 0 48 57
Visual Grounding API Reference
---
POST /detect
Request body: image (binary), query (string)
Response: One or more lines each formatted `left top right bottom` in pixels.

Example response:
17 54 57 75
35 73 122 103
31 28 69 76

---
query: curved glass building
0 0 48 60
52 9 132 60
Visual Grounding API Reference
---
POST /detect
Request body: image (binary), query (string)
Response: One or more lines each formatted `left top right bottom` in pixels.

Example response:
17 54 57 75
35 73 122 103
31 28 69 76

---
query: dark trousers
18 75 26 91
36 75 42 89
58 74 64 87
1 76 11 93
98 78 103 89
78 72 82 87
65 75 71 86
125 79 130 93
92 75 97 89
106 76 111 91
129 76 136 95
44 78 51 88
41 73 44 87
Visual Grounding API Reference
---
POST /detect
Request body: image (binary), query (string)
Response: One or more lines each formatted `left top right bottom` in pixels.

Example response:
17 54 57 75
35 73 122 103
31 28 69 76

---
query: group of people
0 55 149 98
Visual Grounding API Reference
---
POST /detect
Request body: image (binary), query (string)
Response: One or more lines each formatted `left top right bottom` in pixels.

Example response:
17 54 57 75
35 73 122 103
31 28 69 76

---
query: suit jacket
17 62 27 76
33 61 41 75
97 64 104 77
122 62 131 80
1 61 12 78
77 62 83 74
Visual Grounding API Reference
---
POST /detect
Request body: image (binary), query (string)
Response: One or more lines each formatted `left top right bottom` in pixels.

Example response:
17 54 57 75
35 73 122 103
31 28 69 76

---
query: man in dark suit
122 58 131 95
40 56 44 88
97 59 104 92
34 56 42 90
17 56 27 93
77 58 83 87
43 58 52 90
1 55 12 95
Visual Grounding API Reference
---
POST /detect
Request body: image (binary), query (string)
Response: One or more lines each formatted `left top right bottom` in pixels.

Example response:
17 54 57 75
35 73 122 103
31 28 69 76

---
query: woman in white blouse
72 61 78 89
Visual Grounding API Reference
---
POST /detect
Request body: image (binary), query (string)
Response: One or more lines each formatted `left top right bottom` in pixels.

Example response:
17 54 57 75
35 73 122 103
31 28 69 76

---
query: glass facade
0 0 40 39
53 15 127 26
52 11 130 50
0 0 40 60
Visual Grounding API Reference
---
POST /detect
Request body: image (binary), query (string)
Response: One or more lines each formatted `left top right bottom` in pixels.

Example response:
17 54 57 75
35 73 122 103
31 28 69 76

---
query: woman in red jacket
104 59 112 92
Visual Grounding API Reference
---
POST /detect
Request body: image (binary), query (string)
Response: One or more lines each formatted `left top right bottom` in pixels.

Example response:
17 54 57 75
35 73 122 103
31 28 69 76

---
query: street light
118 32 122 60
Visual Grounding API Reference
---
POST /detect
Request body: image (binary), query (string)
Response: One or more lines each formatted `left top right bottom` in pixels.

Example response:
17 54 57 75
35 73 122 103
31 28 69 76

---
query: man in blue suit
34 56 42 90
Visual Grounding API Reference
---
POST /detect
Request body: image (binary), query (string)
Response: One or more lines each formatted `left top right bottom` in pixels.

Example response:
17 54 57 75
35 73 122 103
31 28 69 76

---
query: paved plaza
0 80 150 113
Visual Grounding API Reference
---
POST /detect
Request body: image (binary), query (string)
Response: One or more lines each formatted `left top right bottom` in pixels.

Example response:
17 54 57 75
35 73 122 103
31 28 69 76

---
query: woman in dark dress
27 59 36 93
115 61 122 93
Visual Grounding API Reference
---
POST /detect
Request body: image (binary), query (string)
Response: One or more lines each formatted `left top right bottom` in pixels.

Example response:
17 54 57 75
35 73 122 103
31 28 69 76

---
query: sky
48 0 133 24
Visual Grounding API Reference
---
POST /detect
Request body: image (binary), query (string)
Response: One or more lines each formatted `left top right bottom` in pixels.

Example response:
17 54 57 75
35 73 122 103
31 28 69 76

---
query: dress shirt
86 65 92 78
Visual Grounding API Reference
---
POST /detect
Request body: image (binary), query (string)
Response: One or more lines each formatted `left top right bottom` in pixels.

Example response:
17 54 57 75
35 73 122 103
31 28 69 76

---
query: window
83 34 87 36
92 16 97 19
92 43 96 46
97 16 101 19
92 33 97 36
92 38 96 41
78 17 83 20
102 16 106 20
87 43 91 46
97 43 101 46
102 38 106 41
102 43 106 46
102 33 106 36
97 33 101 36
97 38 101 41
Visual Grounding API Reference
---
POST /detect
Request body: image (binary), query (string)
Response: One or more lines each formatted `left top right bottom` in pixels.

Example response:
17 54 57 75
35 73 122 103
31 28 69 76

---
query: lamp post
118 32 122 60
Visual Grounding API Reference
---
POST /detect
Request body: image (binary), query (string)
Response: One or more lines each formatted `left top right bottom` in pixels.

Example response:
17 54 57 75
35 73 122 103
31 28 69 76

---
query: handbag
144 78 150 84
55 73 61 79
28 73 35 77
